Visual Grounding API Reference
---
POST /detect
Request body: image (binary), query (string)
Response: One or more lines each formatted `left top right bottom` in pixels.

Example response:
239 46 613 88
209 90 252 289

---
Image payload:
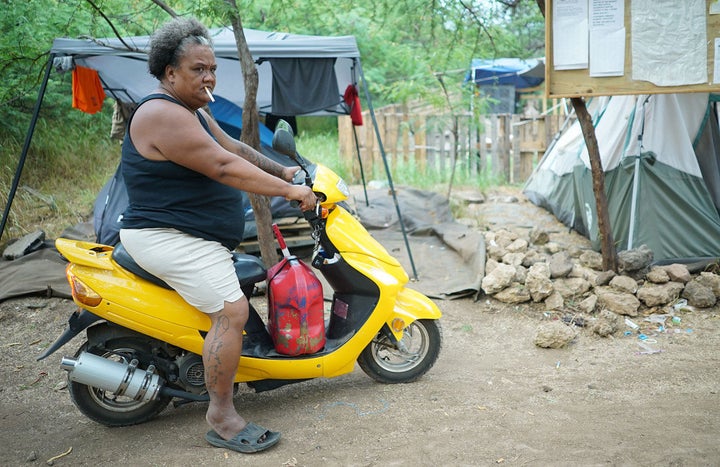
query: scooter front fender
387 287 442 341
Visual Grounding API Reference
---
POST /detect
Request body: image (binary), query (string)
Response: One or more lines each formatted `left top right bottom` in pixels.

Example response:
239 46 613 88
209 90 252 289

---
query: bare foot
206 406 246 440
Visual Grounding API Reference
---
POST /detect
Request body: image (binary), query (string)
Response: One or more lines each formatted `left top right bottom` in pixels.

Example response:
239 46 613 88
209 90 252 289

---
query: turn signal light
66 268 102 307
391 318 405 333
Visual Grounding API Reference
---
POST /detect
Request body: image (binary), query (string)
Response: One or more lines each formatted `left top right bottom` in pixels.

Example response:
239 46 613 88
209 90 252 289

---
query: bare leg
203 297 249 440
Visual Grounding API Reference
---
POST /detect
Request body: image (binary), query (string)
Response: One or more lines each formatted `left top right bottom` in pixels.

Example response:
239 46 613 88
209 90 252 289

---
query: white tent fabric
50 27 361 116
545 94 709 177
524 93 720 263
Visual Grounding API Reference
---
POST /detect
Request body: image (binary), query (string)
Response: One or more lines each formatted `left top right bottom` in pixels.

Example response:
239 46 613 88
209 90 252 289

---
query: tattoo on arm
236 142 285 178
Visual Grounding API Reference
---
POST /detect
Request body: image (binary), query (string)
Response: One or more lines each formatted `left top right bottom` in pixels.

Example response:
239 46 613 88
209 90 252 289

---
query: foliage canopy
0 0 544 241
1 0 543 128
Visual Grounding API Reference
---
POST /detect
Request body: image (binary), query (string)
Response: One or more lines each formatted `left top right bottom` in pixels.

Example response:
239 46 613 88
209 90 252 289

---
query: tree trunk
535 0 617 272
226 4 278 267
570 98 617 271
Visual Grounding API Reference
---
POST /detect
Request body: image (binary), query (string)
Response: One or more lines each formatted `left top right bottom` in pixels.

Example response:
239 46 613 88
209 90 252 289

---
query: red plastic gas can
267 256 326 355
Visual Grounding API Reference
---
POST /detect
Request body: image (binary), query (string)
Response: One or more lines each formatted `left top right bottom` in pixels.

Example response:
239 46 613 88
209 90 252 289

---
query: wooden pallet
236 217 314 255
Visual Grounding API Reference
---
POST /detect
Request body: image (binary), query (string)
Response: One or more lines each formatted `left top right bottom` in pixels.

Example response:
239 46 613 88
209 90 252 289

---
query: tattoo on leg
205 315 231 389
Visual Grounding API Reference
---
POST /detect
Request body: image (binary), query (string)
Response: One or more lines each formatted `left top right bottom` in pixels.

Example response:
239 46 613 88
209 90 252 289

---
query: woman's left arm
202 109 297 182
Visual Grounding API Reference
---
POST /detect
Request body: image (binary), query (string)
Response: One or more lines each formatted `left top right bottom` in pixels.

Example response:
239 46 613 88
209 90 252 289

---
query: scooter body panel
325 207 406 274
66 264 212 338
55 238 115 270
58 241 396 382
387 287 443 340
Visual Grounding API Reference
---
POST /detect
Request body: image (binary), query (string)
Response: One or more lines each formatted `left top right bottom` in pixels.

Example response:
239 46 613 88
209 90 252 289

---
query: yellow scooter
38 126 442 427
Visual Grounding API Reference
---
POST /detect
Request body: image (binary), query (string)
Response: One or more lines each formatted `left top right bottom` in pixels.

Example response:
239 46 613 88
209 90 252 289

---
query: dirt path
2 189 719 466
1 293 719 466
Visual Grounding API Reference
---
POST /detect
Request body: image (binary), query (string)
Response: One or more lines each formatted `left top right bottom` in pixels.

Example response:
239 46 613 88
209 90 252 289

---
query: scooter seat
111 243 268 290
231 253 268 287
111 243 172 289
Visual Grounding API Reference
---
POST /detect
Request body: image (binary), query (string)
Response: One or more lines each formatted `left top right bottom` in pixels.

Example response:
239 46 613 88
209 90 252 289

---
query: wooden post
499 115 511 183
572 97 618 271
364 110 376 179
428 127 437 175
415 114 427 175
227 11 277 266
338 116 359 182
386 107 399 172
511 114 521 184
488 115 499 178
477 118 486 175
402 106 410 164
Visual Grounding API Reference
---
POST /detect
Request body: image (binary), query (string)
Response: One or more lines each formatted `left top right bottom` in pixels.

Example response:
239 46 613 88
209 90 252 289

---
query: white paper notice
553 0 589 70
631 0 707 86
589 0 625 77
590 0 623 28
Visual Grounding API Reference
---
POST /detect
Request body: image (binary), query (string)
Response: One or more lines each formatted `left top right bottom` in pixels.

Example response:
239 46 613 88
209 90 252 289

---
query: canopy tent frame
2 27 418 278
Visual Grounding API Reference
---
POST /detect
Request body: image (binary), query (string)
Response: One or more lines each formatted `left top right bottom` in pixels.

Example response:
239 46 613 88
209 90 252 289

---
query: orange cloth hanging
72 65 106 114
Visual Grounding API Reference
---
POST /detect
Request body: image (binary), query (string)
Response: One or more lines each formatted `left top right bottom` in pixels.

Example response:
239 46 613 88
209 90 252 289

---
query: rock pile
480 227 719 343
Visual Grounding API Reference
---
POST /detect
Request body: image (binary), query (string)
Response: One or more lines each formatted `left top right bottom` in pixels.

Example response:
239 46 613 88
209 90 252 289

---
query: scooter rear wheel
357 319 442 384
68 339 172 427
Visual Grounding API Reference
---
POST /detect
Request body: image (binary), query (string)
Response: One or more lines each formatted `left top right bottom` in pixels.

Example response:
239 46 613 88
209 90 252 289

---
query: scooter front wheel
68 339 172 427
357 319 442 384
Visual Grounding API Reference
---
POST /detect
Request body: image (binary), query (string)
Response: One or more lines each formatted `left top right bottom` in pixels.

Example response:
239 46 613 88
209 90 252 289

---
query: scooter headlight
335 178 350 198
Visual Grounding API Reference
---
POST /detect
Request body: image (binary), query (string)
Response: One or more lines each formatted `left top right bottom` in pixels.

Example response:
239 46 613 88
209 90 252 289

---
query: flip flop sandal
205 422 281 453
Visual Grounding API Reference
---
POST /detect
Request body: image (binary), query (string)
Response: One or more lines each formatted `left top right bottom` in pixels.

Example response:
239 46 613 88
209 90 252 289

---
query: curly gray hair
147 17 213 80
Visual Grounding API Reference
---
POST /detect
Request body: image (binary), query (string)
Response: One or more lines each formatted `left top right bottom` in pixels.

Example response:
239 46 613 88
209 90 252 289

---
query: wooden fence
338 102 568 185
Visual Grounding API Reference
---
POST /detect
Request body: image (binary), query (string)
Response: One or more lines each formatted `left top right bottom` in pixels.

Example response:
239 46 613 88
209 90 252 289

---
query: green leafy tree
1 0 544 130
0 0 545 241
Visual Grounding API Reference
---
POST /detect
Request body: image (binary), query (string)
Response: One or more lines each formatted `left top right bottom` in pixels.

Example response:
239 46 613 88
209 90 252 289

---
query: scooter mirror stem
272 122 311 187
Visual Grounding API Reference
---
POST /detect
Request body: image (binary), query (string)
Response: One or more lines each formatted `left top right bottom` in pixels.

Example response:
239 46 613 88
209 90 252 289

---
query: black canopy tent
4 26 417 277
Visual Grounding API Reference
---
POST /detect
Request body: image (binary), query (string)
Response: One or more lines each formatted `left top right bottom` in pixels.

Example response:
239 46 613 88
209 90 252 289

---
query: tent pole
352 125 369 206
358 65 418 280
1 54 54 242
627 157 640 250
627 97 650 251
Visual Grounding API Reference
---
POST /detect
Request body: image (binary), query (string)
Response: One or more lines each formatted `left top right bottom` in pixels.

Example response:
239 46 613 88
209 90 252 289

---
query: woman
119 17 316 453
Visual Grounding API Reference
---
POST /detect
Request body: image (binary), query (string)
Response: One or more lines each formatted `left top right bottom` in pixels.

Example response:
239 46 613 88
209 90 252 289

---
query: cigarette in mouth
204 86 215 102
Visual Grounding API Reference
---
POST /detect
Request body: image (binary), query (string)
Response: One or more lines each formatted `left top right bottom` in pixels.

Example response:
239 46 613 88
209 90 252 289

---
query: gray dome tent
524 93 720 263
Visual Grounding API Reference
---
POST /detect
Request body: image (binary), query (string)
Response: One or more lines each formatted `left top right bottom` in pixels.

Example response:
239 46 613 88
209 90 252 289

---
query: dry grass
0 115 120 248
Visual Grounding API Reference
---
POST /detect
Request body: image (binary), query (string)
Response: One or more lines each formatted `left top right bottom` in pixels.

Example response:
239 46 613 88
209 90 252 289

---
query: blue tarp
466 58 545 90
207 95 275 147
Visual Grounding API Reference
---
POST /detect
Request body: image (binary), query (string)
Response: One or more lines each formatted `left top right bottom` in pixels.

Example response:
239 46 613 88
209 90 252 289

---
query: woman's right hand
286 185 317 212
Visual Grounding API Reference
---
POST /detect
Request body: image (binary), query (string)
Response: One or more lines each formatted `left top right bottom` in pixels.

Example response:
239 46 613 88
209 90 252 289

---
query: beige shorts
119 228 243 313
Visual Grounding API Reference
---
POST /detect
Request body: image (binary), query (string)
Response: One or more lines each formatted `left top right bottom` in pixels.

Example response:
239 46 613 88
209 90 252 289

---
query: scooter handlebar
289 192 320 222
302 202 321 222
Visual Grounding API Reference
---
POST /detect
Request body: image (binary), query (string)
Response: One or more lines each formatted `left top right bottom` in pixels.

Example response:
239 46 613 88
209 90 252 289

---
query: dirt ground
2 191 720 466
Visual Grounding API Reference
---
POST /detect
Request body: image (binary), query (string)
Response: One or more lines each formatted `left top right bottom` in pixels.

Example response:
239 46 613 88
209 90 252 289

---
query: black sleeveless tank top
120 94 245 250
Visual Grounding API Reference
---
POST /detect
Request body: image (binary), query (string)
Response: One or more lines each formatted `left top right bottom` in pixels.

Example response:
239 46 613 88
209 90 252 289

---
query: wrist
282 167 295 182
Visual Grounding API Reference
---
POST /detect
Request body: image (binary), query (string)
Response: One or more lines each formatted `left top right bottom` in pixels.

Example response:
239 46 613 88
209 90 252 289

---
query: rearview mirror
275 119 294 135
271 121 297 161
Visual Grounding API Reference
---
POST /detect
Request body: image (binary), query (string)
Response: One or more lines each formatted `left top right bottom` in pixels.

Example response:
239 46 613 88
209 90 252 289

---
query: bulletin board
546 0 720 98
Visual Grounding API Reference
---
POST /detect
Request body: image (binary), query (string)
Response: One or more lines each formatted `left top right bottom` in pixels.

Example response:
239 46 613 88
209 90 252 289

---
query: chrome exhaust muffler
61 351 163 402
